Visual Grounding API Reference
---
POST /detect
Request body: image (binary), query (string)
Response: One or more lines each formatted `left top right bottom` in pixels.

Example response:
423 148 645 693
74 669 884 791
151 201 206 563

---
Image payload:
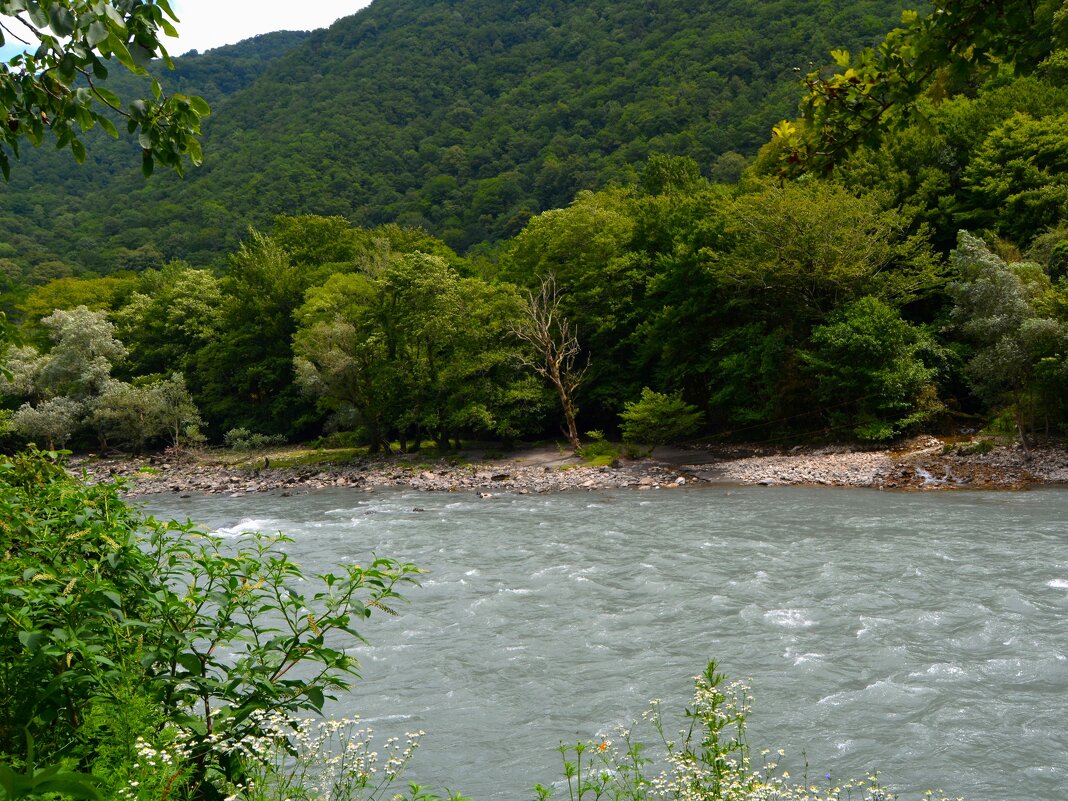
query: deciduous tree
949 231 1067 451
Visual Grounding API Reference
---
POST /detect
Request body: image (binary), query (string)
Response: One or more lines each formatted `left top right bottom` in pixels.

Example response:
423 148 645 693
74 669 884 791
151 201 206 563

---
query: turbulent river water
142 485 1068 801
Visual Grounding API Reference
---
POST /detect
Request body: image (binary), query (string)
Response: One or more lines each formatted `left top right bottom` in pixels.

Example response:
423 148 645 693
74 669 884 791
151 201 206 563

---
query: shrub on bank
0 448 433 801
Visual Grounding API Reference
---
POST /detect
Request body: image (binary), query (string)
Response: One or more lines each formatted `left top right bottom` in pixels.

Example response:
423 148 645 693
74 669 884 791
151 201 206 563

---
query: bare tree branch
510 274 588 450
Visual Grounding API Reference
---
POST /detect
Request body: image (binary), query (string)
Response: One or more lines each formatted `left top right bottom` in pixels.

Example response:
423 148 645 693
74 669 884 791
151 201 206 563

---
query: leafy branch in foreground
773 0 1062 176
0 0 209 177
0 447 422 800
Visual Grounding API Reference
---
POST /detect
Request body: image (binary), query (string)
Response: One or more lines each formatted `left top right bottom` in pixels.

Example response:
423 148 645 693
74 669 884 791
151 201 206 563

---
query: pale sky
1 1 374 60
167 1 373 55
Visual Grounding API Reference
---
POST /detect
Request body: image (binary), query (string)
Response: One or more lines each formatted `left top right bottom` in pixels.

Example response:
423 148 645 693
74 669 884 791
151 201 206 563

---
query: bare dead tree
511 274 589 450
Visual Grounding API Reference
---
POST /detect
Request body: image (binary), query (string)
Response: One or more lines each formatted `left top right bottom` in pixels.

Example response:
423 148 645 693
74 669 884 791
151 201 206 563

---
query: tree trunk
1013 390 1031 458
550 366 580 450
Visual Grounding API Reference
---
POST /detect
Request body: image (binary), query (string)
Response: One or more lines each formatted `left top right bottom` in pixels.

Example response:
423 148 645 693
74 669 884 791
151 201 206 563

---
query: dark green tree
192 231 314 439
802 296 941 441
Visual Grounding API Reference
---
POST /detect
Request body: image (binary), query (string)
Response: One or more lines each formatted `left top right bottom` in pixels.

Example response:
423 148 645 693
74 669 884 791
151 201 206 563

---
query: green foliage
0 0 909 268
962 112 1068 245
16 274 139 331
576 430 616 460
192 230 317 439
113 262 223 377
0 447 423 800
9 395 85 448
34 305 127 400
503 188 643 418
0 0 209 179
620 388 704 445
802 297 941 441
949 231 1068 444
224 427 286 451
295 249 537 450
714 182 942 324
774 0 1063 175
88 373 203 452
0 735 102 800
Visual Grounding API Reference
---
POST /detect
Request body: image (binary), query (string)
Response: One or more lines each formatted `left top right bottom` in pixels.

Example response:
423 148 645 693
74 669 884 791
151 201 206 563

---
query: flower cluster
211 710 426 801
116 710 429 801
118 732 195 801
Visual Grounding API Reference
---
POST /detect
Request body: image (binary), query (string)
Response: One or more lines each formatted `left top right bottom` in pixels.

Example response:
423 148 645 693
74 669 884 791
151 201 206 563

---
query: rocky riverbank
69 436 1068 497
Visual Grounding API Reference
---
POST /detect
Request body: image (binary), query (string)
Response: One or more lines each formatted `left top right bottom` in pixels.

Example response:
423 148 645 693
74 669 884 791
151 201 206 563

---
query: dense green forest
2 0 1067 455
0 0 908 272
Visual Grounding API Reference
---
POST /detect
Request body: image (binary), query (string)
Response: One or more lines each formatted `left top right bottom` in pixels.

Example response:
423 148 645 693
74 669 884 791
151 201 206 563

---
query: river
142 485 1068 801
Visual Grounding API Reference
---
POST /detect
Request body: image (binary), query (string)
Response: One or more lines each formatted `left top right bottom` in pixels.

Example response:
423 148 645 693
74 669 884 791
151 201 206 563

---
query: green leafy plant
0 447 422 800
224 427 287 451
0 733 101 800
620 389 704 445
577 431 621 465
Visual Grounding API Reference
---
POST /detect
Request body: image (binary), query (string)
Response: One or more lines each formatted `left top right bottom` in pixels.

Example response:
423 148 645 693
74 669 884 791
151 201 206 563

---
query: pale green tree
87 372 202 452
10 396 83 448
154 371 204 452
949 231 1068 450
37 305 126 399
0 343 43 399
88 379 161 451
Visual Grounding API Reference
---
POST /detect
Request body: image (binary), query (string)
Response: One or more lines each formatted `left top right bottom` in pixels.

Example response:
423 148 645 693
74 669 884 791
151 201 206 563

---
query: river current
142 485 1068 801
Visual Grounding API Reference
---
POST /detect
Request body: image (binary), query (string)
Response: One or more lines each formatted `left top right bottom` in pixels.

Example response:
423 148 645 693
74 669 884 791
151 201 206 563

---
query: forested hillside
0 0 906 274
0 29 309 278
2 0 1066 455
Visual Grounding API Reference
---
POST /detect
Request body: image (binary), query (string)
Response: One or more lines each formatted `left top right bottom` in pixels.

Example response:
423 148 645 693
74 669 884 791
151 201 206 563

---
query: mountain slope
0 0 906 272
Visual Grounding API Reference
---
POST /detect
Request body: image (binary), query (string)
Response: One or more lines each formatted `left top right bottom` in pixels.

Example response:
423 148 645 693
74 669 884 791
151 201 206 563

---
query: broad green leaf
85 20 109 47
102 3 127 33
93 85 120 108
26 2 49 29
95 114 118 138
49 6 75 37
187 137 203 166
106 31 135 71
